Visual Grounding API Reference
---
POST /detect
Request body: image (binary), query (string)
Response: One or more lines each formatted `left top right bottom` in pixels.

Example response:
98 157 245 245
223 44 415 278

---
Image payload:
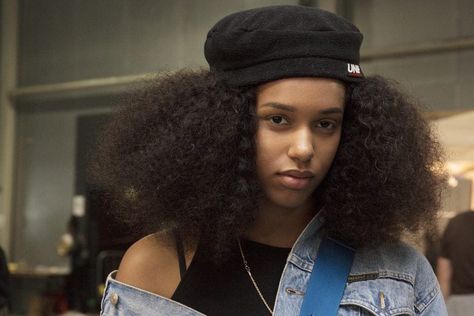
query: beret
204 5 364 87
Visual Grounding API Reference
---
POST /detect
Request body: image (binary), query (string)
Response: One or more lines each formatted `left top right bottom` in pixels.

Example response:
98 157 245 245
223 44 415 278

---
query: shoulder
116 232 194 298
339 241 446 315
450 211 474 226
441 212 474 242
351 241 443 312
353 241 426 267
353 241 435 280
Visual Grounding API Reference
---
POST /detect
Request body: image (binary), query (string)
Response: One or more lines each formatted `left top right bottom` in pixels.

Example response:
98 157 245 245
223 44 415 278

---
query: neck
244 199 318 248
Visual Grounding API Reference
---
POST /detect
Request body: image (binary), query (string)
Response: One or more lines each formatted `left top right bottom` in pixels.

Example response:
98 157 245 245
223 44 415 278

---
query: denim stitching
414 285 439 314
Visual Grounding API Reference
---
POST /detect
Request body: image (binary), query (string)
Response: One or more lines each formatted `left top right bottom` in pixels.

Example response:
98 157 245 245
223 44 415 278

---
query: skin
437 256 453 300
246 77 346 247
116 77 346 297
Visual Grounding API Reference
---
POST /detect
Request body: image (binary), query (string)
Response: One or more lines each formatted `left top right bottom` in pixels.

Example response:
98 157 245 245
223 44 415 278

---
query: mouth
277 174 314 190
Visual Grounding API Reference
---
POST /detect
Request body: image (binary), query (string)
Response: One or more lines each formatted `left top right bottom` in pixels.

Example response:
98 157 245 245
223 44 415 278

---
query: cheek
318 135 341 171
255 129 282 175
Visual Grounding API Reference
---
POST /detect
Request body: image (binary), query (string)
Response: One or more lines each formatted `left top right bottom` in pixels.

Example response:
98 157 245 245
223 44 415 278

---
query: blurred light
448 176 459 188
446 161 474 175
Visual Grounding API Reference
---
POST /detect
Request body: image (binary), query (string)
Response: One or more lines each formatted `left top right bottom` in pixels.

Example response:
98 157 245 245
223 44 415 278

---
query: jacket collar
288 212 325 272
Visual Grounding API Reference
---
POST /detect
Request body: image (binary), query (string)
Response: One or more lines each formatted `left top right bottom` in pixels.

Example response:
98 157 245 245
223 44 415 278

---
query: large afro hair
92 69 446 259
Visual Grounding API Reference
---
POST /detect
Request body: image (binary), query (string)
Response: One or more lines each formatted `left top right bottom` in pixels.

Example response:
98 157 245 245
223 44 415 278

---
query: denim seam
340 299 380 315
340 299 415 316
99 287 107 315
103 270 206 315
414 285 440 314
377 270 415 286
288 253 313 272
347 270 415 286
388 306 416 315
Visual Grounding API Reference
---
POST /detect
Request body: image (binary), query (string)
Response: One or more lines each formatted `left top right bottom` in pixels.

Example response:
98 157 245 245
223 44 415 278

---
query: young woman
96 5 447 316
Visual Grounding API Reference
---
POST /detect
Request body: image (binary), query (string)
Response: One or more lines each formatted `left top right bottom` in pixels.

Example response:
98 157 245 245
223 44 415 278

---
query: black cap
204 5 364 87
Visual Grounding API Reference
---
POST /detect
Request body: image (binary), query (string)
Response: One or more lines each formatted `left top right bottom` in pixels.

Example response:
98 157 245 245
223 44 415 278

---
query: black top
171 238 291 315
0 247 9 308
440 211 474 294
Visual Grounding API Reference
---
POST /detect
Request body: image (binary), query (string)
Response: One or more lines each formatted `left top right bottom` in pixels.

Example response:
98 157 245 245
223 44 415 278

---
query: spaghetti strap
173 229 187 280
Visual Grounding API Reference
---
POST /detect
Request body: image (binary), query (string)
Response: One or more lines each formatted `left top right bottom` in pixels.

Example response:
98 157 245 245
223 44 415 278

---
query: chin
265 192 313 211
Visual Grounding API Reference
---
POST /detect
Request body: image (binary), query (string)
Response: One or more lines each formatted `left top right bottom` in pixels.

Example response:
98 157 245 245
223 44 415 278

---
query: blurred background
0 0 473 315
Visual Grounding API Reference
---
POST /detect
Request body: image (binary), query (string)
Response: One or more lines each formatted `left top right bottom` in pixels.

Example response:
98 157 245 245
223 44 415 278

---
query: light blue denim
101 215 447 315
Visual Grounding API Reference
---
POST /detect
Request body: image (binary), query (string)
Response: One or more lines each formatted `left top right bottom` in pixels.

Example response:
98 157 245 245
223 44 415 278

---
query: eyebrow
260 102 344 114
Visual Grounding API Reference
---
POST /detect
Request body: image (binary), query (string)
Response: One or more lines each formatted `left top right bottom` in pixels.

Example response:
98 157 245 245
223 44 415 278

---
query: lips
277 170 314 190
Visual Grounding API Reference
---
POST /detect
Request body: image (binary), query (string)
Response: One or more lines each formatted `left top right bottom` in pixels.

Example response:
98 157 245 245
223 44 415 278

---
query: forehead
256 77 346 110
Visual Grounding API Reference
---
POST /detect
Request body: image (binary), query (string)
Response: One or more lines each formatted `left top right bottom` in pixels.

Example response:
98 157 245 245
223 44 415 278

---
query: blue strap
299 237 355 316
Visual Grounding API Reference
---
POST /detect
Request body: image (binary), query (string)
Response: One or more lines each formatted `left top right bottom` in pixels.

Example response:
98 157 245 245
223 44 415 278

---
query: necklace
237 239 273 315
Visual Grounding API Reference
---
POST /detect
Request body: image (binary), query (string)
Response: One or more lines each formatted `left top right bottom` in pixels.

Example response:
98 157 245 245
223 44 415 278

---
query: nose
287 128 315 163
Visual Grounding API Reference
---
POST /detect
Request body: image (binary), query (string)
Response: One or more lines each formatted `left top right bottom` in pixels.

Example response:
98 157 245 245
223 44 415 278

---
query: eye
268 115 289 125
317 120 336 129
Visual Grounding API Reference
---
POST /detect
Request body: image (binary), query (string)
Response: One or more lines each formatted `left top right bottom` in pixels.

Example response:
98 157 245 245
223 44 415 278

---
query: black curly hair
92 69 445 259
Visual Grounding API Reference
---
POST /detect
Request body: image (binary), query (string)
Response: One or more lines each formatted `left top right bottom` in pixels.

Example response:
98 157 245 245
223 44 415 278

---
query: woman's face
255 77 345 211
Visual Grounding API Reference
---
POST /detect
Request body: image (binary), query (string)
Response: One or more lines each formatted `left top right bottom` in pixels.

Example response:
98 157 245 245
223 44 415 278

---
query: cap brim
216 57 364 87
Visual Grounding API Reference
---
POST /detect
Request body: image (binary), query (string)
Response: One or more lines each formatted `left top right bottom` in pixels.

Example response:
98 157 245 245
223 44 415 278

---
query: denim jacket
101 215 447 315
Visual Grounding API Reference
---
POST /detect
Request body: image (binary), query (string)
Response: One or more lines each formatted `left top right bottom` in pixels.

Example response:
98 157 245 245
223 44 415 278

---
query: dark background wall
18 0 295 86
354 0 474 110
5 0 474 269
13 0 298 268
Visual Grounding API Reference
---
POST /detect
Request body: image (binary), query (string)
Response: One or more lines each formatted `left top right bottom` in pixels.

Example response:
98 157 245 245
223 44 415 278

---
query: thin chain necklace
237 239 273 315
